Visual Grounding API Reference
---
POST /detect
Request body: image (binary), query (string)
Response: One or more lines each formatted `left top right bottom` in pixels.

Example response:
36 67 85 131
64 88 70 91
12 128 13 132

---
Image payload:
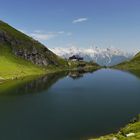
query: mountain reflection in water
0 69 97 95
0 69 140 140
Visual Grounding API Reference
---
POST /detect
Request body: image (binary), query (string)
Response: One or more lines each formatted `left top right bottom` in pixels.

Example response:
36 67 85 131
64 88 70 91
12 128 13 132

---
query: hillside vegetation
0 20 67 67
0 20 69 81
0 20 100 81
0 44 45 80
114 52 140 70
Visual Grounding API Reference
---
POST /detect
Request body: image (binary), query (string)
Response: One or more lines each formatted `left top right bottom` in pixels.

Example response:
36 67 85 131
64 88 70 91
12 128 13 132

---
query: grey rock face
0 30 57 66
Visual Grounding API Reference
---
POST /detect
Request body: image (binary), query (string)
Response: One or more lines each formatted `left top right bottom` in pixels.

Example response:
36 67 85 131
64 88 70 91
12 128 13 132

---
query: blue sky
0 0 140 52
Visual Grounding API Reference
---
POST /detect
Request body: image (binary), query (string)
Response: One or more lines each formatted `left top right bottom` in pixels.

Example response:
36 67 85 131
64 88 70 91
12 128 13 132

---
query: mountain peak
50 47 135 66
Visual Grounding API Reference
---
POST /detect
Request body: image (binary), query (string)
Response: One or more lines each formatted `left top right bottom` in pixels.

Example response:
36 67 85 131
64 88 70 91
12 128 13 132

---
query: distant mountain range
114 52 140 70
50 47 135 66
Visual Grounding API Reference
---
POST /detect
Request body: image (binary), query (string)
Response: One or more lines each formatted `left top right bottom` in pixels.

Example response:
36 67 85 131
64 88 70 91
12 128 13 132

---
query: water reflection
0 72 68 95
69 69 98 80
129 70 140 79
0 69 98 95
0 69 140 140
0 69 140 96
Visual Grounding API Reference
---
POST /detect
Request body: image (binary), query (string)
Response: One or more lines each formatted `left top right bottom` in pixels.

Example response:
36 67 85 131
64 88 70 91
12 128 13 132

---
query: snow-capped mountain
50 47 135 66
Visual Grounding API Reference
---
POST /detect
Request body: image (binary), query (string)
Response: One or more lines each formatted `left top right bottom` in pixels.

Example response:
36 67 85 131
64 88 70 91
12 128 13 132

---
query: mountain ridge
0 20 68 80
50 47 134 66
0 20 66 67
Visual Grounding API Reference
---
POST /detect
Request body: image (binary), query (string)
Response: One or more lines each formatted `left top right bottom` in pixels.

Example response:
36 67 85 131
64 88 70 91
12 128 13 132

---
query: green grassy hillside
114 52 140 70
0 44 45 80
0 20 67 67
0 20 68 81
0 20 100 81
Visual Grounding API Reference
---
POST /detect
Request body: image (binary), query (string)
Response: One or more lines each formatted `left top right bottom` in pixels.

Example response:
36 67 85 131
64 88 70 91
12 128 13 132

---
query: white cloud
72 17 88 23
30 32 56 41
30 31 67 41
18 29 72 41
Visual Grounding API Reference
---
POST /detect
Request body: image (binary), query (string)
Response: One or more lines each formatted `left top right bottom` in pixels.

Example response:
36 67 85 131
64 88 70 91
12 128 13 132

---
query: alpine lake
0 68 140 140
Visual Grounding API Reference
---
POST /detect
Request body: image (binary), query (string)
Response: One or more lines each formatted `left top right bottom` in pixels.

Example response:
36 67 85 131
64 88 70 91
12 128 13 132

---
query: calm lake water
0 69 140 140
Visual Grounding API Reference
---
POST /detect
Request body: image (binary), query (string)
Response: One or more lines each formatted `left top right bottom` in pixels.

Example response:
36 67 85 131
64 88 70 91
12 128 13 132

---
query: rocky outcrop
0 26 59 66
12 46 55 66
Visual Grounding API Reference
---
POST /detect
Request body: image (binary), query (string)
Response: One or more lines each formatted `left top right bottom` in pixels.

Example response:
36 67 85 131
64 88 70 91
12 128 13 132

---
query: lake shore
0 67 140 140
0 64 101 84
89 115 140 140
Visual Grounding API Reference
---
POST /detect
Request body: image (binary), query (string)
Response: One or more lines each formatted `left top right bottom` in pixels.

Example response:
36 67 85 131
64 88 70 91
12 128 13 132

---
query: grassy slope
0 44 45 80
0 20 100 81
0 44 100 81
114 52 140 70
0 20 68 66
0 20 68 80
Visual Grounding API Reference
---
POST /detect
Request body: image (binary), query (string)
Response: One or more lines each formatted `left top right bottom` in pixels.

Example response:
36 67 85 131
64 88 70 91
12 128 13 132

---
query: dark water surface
0 69 140 140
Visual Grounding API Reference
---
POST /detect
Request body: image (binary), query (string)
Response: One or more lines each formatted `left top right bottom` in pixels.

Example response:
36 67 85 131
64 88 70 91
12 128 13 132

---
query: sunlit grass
113 52 140 70
0 45 45 80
